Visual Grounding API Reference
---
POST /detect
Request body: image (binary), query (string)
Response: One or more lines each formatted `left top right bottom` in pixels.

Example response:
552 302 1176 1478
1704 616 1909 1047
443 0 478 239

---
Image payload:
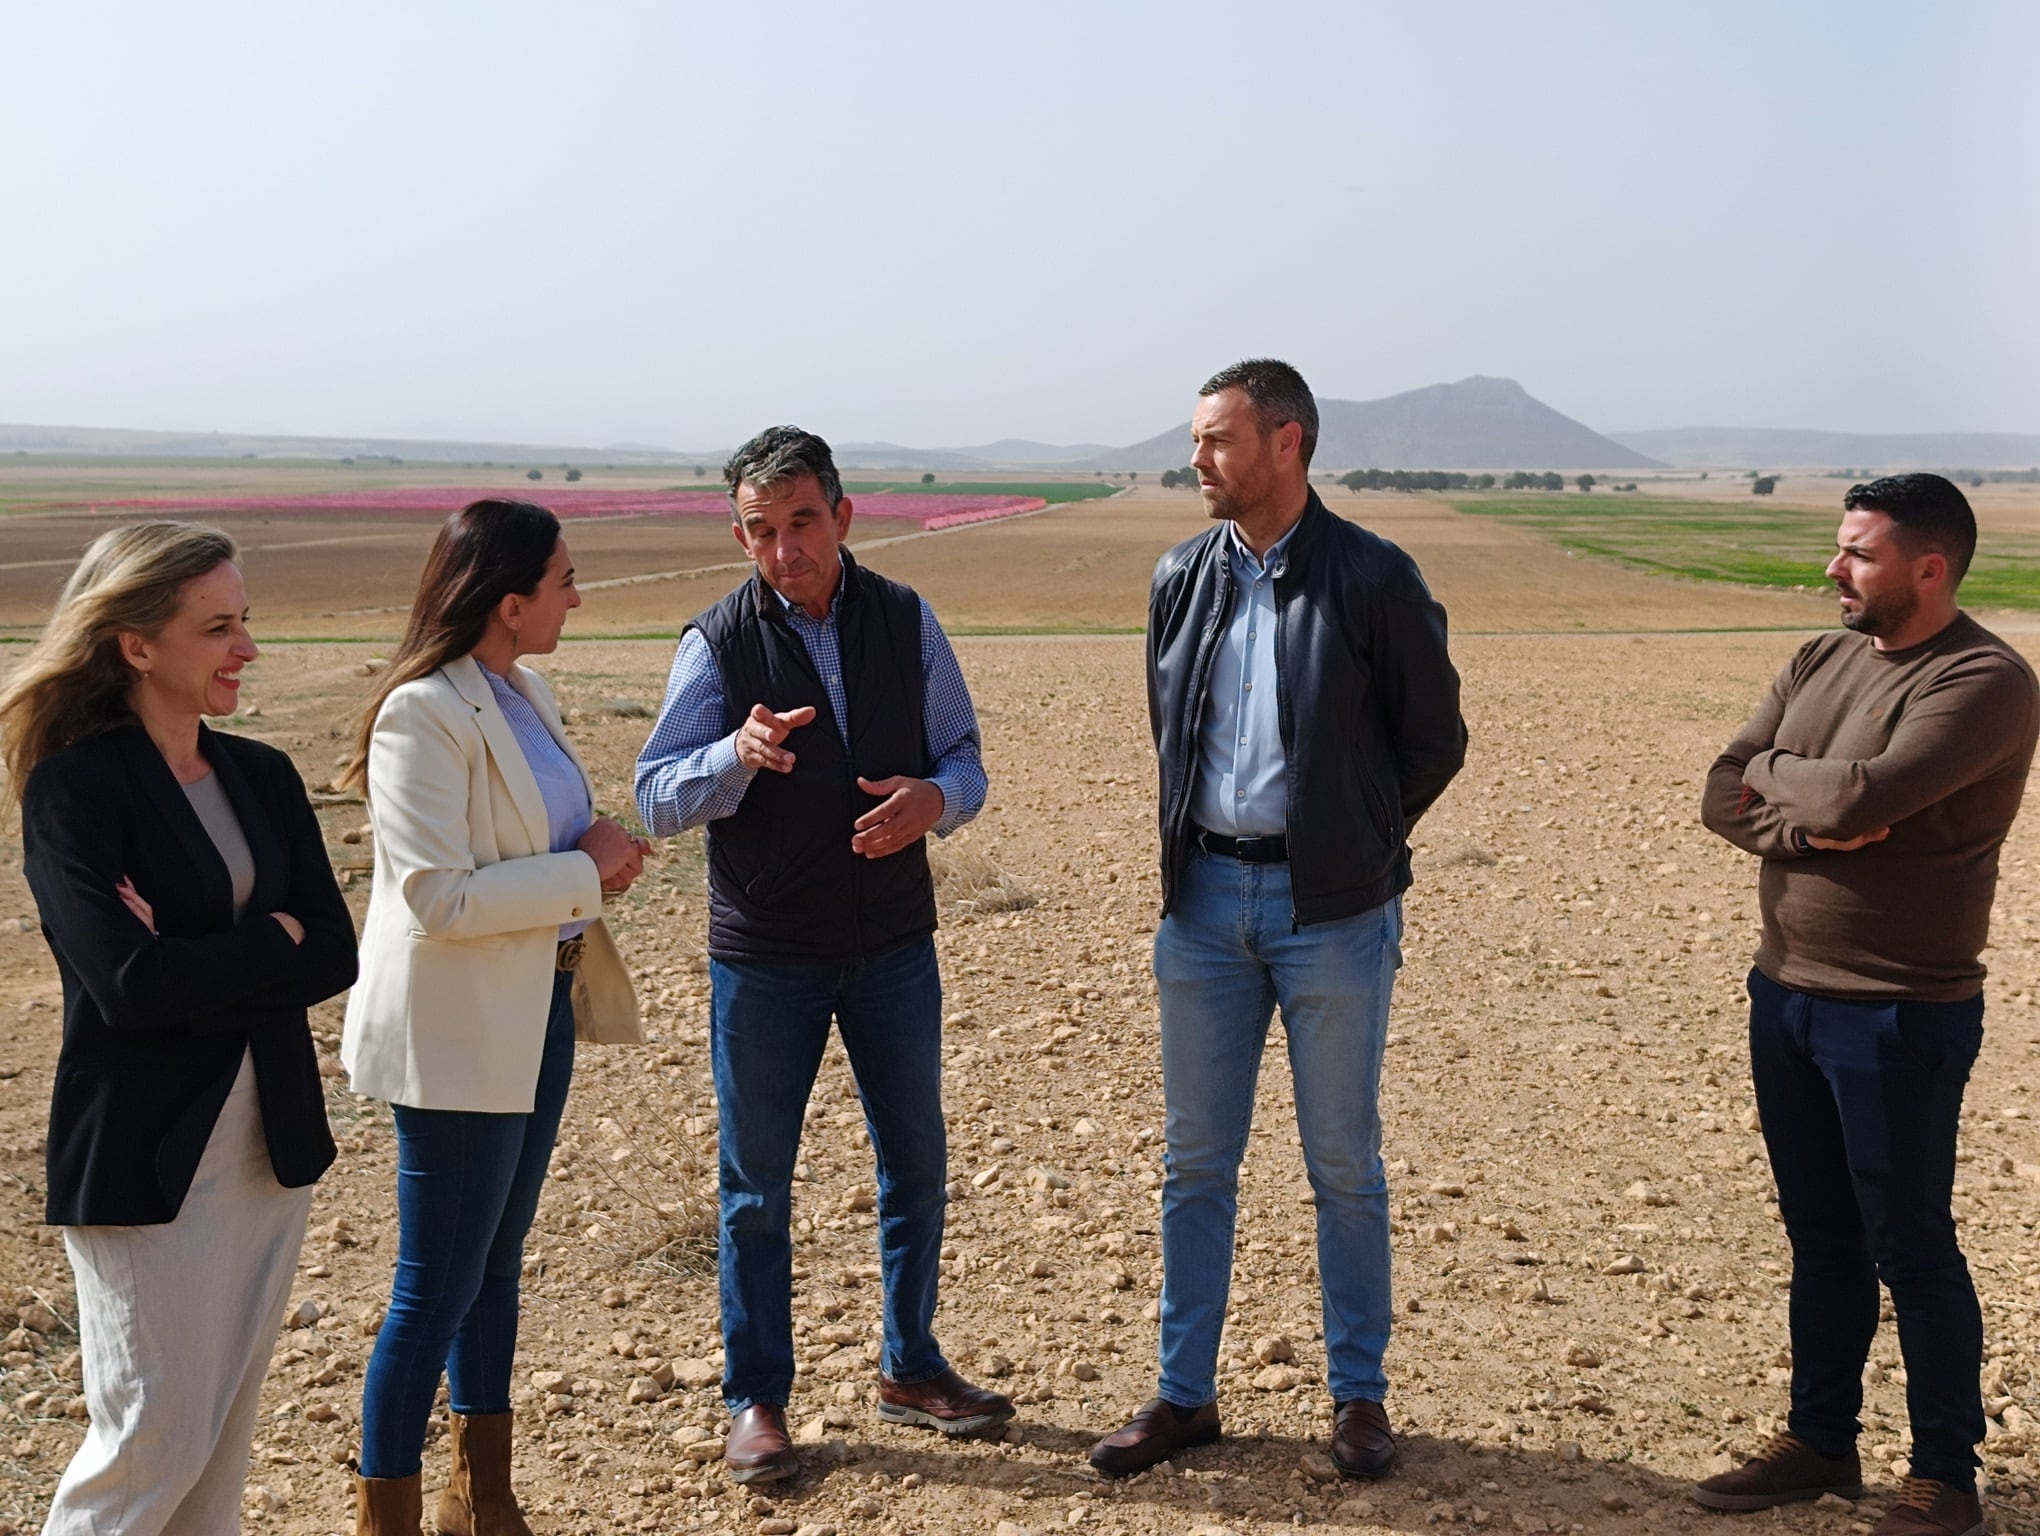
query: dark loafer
725 1403 799 1484
877 1368 1016 1437
1331 1397 1396 1479
1088 1397 1221 1477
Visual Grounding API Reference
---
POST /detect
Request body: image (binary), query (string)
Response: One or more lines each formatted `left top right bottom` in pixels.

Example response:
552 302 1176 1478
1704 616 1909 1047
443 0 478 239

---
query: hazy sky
4 1 2035 450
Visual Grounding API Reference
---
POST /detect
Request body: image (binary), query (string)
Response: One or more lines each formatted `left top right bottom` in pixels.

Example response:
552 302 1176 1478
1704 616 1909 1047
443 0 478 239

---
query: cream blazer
341 655 641 1112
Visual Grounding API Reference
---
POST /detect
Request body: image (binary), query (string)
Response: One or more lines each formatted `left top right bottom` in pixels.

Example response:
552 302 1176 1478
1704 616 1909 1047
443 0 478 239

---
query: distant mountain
1610 427 2040 470
0 421 706 466
1081 377 1661 472
949 437 1113 465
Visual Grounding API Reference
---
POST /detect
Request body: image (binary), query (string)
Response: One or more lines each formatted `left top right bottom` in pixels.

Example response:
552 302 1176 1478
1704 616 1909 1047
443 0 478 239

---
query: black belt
1192 827 1289 863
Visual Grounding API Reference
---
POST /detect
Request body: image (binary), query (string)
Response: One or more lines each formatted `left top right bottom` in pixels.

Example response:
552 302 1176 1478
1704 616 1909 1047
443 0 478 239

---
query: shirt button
1244 681 1253 692
1255 579 1264 589
571 906 584 918
1240 736 1248 745
1247 631 1256 640
1236 790 1245 798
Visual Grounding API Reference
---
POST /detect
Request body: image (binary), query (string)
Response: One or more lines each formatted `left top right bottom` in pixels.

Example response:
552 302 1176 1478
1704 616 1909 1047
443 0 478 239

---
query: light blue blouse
478 661 595 940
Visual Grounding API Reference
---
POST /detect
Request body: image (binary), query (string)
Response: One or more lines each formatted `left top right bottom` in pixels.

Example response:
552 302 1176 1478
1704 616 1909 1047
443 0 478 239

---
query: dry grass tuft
929 838 1035 914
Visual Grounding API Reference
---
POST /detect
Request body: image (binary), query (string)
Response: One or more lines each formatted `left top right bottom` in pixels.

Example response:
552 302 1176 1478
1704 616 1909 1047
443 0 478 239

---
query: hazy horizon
4 2 2035 449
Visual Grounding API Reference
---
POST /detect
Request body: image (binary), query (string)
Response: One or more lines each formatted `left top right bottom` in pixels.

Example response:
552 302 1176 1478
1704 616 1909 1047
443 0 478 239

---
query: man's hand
1805 827 1890 852
734 704 816 774
852 775 944 859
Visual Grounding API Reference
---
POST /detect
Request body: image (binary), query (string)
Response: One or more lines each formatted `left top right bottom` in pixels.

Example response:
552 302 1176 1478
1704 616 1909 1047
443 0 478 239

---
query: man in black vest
635 427 1011 1484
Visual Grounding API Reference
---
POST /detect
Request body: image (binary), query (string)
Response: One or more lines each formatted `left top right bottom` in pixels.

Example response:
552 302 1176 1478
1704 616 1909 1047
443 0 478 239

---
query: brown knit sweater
1703 613 2039 1001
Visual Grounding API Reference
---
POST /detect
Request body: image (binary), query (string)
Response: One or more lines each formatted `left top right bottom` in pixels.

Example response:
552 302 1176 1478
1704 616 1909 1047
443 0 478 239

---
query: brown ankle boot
352 1469 422 1536
436 1411 534 1536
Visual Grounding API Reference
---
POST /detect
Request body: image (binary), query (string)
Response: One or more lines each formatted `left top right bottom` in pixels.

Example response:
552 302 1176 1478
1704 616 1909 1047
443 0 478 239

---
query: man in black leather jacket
1091 359 1466 1482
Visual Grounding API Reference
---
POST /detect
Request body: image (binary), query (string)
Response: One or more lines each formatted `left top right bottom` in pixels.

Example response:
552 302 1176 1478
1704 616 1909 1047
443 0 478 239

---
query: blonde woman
340 498 643 1534
2 521 357 1534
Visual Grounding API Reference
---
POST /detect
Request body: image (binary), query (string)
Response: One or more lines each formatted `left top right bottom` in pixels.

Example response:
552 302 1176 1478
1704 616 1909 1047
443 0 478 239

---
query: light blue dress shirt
478 660 595 940
634 578 987 839
1190 520 1298 838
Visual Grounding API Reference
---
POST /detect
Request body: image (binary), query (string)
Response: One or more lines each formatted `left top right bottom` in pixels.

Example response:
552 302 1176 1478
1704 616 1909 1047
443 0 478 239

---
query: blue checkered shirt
634 584 987 838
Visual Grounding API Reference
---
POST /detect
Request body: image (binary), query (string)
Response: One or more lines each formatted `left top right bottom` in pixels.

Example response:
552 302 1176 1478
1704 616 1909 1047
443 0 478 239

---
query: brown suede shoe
1691 1430 1864 1511
877 1367 1016 1437
1869 1478 1985 1536
724 1404 799 1485
1331 1397 1396 1479
1088 1397 1221 1477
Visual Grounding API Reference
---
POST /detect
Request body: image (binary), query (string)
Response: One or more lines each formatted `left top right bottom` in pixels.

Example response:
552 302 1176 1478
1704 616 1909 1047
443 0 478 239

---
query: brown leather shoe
724 1404 799 1485
1869 1477 1985 1536
436 1411 533 1536
877 1367 1016 1437
1088 1397 1221 1477
351 1468 422 1536
1331 1397 1397 1479
1691 1429 1863 1511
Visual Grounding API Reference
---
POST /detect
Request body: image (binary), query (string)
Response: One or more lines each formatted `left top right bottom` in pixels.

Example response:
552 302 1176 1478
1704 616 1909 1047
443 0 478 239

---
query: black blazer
22 724 357 1224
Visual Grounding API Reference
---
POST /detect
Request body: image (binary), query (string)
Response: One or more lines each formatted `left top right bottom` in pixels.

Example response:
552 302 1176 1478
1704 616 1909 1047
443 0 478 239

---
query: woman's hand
115 876 156 935
271 912 306 944
579 817 647 892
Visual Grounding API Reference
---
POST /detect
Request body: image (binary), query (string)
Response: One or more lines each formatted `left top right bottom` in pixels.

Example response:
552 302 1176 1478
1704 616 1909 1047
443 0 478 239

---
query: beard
1839 586 1918 637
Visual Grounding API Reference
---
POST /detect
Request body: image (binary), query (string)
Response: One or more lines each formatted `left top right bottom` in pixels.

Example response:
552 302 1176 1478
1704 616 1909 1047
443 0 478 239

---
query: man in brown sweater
1697 474 2038 1536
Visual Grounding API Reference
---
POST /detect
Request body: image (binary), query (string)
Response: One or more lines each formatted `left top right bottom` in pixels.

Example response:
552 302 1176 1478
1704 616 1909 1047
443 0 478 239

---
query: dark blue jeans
1747 966 1984 1487
711 936 949 1412
357 971 575 1479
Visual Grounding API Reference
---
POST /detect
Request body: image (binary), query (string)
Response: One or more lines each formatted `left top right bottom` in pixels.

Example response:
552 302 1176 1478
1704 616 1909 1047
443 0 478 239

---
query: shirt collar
1226 518 1298 576
770 565 846 622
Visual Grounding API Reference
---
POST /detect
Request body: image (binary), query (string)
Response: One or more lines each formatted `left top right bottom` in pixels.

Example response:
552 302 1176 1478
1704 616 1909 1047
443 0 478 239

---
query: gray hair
1200 358 1319 469
723 425 843 518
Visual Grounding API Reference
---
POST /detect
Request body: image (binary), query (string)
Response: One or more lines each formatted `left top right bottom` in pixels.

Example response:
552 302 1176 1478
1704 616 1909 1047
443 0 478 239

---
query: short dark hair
1844 473 1977 583
723 426 842 518
1200 358 1319 468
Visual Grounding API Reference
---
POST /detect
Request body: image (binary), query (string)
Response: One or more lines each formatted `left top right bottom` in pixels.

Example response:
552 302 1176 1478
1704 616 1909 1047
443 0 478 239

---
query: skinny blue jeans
711 936 950 1412
357 971 575 1478
1154 849 1401 1409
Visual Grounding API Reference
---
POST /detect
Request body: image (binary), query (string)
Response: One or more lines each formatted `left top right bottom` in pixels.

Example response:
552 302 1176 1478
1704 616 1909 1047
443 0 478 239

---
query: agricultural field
1456 487 2040 609
4 478 2040 1535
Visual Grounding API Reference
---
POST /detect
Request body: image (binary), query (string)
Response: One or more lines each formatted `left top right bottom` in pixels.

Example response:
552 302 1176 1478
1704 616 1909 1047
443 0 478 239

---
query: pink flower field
62 487 1046 532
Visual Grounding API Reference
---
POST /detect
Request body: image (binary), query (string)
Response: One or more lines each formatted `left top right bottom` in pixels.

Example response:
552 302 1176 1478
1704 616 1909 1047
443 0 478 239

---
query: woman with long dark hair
341 499 645 1533
1 521 356 1534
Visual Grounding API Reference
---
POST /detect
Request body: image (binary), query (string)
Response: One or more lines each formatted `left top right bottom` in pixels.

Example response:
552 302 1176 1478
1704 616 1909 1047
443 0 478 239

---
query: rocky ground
3 585 2040 1534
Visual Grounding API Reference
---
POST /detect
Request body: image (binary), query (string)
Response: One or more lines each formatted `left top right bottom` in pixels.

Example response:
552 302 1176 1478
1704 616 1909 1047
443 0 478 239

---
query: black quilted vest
688 551 936 964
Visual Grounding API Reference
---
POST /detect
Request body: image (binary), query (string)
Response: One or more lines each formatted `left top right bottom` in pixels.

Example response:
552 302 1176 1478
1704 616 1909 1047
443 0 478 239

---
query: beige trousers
44 1052 314 1536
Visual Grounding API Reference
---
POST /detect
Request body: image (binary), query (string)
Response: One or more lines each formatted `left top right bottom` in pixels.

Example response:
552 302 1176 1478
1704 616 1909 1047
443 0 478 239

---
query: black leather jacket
1146 492 1467 926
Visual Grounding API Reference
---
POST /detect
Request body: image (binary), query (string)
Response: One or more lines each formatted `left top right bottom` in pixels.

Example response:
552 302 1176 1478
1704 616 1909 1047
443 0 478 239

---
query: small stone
303 1402 339 1423
1253 1334 1295 1365
1428 1181 1466 1197
1026 1166 1070 1192
982 1354 1014 1378
1602 1254 1647 1275
796 1414 830 1444
1299 1452 1340 1481
1424 1223 1457 1243
672 1425 713 1445
1624 1180 1673 1207
286 1299 323 1329
1600 1492 1630 1511
626 1376 664 1404
529 1370 573 1395
994 1525 1036 1536
680 1436 726 1463
843 1497 881 1518
1073 1117 1100 1136
832 1381 860 1405
1071 1361 1101 1381
601 1286 627 1308
1563 1342 1602 1368
759 1521 798 1536
1251 1364 1302 1392
1557 1441 1582 1462
1026 1258 1054 1279
673 1358 720 1389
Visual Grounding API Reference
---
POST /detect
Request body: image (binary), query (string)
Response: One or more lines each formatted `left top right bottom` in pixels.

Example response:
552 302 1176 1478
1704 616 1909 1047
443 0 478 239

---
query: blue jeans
1747 967 1985 1488
1153 849 1401 1409
357 972 575 1479
711 936 950 1412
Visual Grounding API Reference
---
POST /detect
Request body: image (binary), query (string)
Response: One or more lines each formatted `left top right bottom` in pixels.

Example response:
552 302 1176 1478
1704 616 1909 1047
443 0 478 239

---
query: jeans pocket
1888 998 1984 1078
